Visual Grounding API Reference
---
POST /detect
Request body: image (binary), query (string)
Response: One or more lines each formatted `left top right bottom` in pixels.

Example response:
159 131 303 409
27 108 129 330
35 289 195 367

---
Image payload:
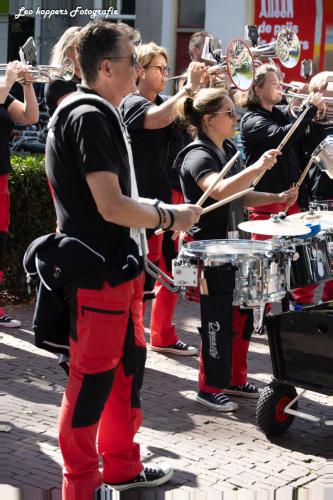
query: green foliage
2 154 56 300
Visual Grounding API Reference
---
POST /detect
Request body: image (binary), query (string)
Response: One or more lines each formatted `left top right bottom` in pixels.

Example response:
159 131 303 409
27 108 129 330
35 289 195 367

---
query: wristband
163 209 175 231
159 206 169 229
153 198 162 208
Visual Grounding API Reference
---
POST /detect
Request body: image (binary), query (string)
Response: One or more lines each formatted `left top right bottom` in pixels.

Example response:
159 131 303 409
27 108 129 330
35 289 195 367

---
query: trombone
0 58 75 83
168 38 255 92
247 27 301 69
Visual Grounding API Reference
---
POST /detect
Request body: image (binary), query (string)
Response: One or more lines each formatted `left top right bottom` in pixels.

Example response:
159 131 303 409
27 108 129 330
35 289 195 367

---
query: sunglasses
104 52 138 67
146 65 170 75
214 108 238 119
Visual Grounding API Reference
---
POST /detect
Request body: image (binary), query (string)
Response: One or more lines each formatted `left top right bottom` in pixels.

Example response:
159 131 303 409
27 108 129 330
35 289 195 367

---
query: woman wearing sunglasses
174 87 297 411
121 42 205 357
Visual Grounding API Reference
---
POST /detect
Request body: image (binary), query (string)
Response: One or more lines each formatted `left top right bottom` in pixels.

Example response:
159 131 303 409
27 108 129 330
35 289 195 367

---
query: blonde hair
309 71 333 93
236 63 281 109
177 87 229 132
136 42 168 68
50 26 82 66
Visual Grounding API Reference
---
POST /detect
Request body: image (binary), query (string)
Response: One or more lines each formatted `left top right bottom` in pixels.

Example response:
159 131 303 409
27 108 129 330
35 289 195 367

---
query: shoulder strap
173 138 227 171
48 93 126 135
47 92 147 255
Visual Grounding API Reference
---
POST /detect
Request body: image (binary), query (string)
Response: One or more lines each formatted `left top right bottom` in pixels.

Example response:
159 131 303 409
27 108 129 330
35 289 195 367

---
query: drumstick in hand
251 105 310 188
295 157 313 189
284 157 313 213
155 150 240 235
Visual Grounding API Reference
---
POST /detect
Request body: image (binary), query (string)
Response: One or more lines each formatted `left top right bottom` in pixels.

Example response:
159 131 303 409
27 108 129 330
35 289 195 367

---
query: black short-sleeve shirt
121 93 172 202
240 104 317 204
179 138 241 240
0 94 15 175
45 86 132 259
44 76 80 116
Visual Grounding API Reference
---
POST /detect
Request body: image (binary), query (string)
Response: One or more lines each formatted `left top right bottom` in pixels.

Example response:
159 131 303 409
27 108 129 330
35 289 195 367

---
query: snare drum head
180 239 274 257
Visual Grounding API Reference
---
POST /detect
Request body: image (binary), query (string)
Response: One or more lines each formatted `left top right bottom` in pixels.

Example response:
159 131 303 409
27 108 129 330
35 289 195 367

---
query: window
178 0 204 28
103 0 135 16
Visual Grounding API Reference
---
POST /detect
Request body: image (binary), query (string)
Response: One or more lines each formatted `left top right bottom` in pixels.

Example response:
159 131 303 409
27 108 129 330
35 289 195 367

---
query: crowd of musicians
1 20 333 500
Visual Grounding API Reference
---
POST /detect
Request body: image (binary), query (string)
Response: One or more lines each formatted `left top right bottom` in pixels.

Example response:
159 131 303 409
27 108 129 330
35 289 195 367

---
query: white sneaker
0 315 21 328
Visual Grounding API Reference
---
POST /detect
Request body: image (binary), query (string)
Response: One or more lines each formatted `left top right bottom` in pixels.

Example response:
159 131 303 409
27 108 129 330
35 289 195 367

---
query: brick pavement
0 299 332 499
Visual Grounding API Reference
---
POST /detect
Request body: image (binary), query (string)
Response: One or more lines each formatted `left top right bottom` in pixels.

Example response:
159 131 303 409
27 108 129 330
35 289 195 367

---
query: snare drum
309 199 333 211
312 135 333 180
173 239 290 307
289 233 331 288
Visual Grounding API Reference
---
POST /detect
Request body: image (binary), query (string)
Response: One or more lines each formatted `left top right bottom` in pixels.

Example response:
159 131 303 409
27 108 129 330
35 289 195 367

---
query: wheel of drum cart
256 383 298 436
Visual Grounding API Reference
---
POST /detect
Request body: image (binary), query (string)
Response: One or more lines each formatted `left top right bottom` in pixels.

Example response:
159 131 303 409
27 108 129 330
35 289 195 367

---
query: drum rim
180 239 277 257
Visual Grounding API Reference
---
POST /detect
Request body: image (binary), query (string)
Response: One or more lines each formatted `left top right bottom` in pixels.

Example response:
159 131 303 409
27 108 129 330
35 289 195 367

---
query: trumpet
248 28 301 69
168 38 255 92
283 90 333 123
0 58 75 83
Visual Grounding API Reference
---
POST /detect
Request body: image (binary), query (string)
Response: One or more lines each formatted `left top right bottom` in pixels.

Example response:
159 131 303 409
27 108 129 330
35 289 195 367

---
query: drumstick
284 158 313 213
202 187 254 215
155 150 240 235
251 105 310 188
295 157 313 189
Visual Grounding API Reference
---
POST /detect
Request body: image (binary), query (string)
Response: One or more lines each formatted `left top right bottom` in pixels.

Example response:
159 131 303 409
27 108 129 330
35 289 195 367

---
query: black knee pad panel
72 368 115 428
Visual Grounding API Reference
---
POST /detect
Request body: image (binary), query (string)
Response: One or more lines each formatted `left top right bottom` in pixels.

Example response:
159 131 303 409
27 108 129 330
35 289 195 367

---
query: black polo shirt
44 76 80 116
45 86 133 263
240 104 317 205
121 93 173 202
0 94 15 175
178 136 242 240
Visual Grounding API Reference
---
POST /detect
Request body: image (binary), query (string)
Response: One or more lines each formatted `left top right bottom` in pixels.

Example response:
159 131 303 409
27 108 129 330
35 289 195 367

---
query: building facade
0 0 332 88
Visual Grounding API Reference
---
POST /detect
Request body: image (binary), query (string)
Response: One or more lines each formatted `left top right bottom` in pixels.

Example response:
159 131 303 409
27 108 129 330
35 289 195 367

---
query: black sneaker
196 391 238 411
105 464 173 492
0 315 21 328
151 340 198 356
223 382 261 398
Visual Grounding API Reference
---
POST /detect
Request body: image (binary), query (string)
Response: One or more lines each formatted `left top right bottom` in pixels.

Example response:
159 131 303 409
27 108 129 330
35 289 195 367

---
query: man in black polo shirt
121 42 204 356
45 22 201 500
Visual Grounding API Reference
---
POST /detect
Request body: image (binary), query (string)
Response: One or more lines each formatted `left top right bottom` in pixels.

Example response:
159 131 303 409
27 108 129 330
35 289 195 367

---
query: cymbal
238 219 312 236
286 210 333 224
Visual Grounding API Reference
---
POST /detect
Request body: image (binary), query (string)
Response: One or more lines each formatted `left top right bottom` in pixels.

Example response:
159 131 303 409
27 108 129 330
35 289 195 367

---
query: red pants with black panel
0 174 10 316
147 190 184 347
199 306 252 392
196 264 253 392
59 275 146 500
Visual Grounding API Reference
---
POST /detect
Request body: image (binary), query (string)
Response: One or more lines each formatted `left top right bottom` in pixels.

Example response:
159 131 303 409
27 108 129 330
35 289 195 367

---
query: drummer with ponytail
174 87 297 412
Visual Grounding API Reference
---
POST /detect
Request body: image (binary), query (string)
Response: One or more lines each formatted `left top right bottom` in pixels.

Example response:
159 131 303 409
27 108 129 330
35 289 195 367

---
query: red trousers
0 174 10 316
148 190 184 347
59 276 146 500
199 307 250 392
248 201 323 304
